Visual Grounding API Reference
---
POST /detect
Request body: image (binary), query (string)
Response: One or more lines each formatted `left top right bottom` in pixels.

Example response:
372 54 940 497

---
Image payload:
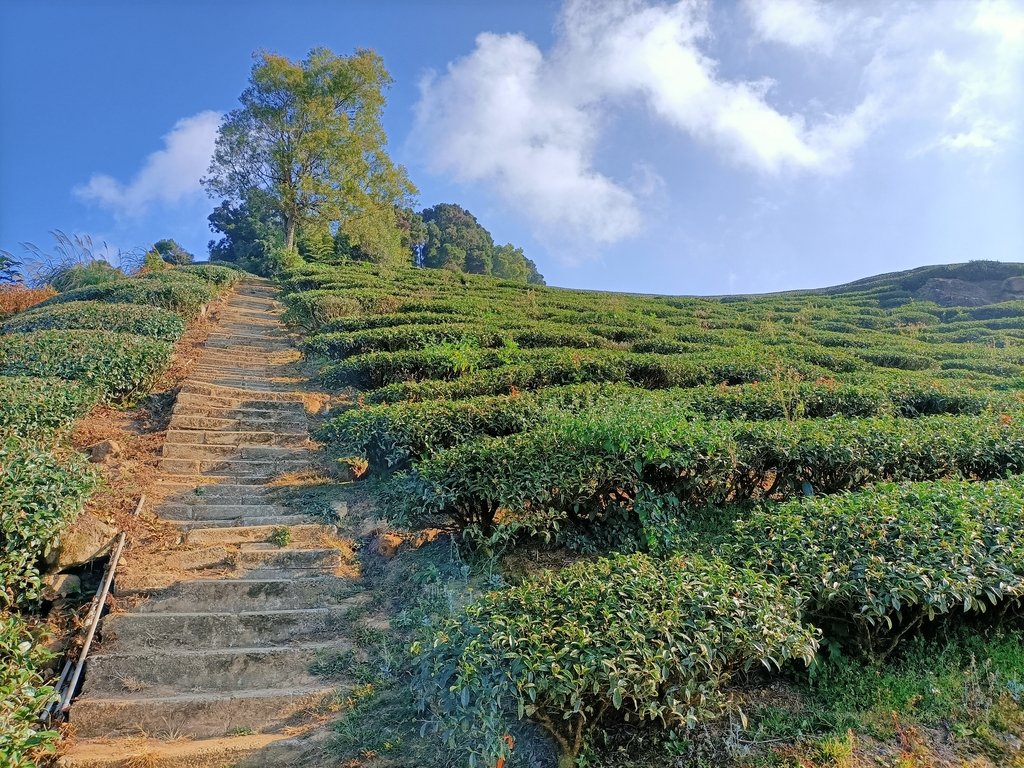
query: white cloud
415 0 876 256
743 0 839 53
74 110 221 217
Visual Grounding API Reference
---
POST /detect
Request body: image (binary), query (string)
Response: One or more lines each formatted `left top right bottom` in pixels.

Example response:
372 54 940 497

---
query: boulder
88 439 122 464
45 515 118 570
368 531 403 560
43 573 82 599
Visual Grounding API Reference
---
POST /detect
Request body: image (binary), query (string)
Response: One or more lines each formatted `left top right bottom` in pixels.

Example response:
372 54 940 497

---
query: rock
45 515 118 570
88 439 122 464
368 531 403 560
44 573 82 599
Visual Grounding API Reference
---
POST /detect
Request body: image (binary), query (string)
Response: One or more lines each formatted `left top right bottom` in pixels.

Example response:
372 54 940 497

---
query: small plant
269 527 292 547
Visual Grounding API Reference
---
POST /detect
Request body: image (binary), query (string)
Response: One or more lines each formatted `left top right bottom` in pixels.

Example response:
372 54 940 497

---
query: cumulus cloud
415 0 879 254
74 110 221 217
743 0 840 53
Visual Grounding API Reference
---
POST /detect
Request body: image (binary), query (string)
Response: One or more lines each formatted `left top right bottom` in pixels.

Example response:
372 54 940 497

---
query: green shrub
414 553 817 766
2 300 185 341
176 263 242 286
399 410 1024 538
733 477 1024 653
49 260 123 292
0 330 173 402
35 277 215 319
0 437 97 608
0 614 59 766
0 376 99 440
282 290 363 332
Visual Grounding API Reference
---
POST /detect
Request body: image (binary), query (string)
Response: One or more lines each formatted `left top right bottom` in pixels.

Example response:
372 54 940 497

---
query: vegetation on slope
0 263 240 766
279 258 1024 767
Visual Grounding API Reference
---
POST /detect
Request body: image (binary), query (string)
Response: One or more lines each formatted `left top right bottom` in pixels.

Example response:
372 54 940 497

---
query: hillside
790 259 1024 307
270 259 1024 768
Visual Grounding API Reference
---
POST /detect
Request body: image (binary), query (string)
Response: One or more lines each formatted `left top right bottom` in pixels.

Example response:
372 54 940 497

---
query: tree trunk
285 216 297 253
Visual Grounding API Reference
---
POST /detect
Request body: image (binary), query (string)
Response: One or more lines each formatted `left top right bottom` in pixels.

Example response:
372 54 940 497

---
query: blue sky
1 0 1021 295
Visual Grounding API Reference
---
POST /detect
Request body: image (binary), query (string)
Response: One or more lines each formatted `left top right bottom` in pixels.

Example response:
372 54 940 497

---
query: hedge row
730 476 1024 651
0 437 97 609
2 300 185 342
37 276 215 319
0 330 173 403
397 409 1024 535
360 349 828 403
0 376 99 441
414 553 817 765
322 380 1003 471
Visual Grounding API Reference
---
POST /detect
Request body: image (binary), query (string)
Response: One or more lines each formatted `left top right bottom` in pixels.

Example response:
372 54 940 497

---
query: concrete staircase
62 279 356 767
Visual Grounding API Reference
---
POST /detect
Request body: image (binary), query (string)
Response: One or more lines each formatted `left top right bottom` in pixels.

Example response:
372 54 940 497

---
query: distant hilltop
793 260 1024 307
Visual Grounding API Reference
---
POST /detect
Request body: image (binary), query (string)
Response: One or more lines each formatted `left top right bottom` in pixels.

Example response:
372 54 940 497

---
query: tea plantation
278 259 1024 766
0 263 239 765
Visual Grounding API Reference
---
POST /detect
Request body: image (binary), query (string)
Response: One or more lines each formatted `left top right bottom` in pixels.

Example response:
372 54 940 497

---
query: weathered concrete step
168 414 307 433
167 514 322 530
161 443 311 461
124 577 362 613
181 381 307 402
69 686 334 740
101 607 351 650
165 429 307 447
156 503 294 520
175 392 306 411
189 380 306 393
182 523 335 547
158 457 310 477
153 482 275 503
59 734 300 768
84 641 349 695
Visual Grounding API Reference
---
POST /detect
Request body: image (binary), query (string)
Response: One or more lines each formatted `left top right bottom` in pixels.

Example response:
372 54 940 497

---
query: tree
151 238 194 265
204 47 415 255
418 203 545 284
207 192 284 271
0 251 21 284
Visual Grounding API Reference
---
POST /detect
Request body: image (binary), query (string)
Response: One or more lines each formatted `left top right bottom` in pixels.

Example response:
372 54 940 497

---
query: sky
1 0 1022 295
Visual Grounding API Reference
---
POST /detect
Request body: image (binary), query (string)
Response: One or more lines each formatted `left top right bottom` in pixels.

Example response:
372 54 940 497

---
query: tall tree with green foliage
204 47 415 257
419 203 545 284
151 238 194 265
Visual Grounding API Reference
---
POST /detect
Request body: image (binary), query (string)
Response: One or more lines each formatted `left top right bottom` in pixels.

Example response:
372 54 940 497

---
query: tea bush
2 300 185 341
398 410 1024 537
0 330 173 402
38 276 215 318
733 476 1024 652
414 552 817 766
0 614 59 766
0 376 99 440
0 437 97 608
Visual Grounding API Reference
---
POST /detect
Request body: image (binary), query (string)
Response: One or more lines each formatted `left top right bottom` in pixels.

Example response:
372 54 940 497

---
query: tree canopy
204 47 415 259
150 239 194 265
419 204 545 284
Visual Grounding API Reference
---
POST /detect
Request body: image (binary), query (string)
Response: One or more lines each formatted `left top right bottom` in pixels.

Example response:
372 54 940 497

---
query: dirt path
60 278 359 768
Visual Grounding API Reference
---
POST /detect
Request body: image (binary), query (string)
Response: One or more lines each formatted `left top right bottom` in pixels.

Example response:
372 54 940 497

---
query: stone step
168 414 307 433
59 734 302 768
164 429 307 447
180 381 307 402
175 393 306 412
153 482 275 503
69 686 334 740
123 577 362 613
100 607 351 651
167 514 322 530
181 523 335 547
161 443 311 462
155 503 294 520
84 641 349 695
158 457 310 478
